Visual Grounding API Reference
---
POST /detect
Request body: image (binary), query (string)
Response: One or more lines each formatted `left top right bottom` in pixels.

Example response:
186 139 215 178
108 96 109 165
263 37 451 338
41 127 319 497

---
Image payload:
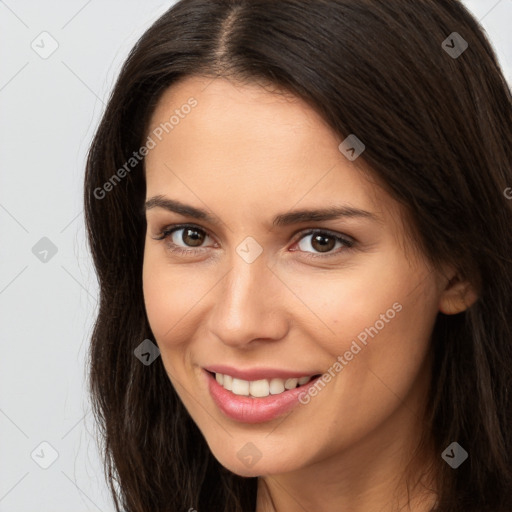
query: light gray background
0 1 511 511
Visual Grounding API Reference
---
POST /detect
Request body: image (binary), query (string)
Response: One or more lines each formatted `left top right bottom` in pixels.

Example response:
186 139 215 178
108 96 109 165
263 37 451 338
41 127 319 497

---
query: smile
212 372 319 398
203 368 323 423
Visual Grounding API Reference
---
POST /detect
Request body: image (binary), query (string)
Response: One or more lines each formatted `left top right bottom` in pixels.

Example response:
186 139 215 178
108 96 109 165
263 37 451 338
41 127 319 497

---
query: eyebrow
144 195 380 227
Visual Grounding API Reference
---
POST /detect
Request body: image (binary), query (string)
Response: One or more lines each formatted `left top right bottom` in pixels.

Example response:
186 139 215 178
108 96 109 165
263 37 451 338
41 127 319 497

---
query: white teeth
231 378 249 396
284 378 298 390
214 373 314 398
223 374 233 391
249 379 269 397
269 378 285 394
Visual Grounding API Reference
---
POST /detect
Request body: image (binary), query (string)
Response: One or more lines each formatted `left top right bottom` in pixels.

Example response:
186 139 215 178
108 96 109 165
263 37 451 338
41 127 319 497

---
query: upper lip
204 365 321 381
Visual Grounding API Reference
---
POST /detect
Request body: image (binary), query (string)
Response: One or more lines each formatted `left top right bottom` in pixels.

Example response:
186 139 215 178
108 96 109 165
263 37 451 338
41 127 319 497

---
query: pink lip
204 369 321 423
204 364 319 381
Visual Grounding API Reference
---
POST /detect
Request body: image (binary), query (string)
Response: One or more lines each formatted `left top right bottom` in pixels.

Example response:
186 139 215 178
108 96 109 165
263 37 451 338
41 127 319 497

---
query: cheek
142 251 200 344
142 255 204 390
285 270 438 452
286 260 439 377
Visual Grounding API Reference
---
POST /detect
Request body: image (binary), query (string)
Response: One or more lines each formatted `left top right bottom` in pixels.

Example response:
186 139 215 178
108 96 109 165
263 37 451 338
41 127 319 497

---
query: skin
142 76 476 512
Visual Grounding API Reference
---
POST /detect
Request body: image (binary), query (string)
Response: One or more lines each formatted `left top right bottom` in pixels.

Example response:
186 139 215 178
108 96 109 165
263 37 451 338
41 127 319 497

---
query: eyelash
153 223 355 259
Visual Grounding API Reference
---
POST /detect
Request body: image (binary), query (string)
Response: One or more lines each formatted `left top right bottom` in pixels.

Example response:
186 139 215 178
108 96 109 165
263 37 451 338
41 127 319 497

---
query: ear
438 271 478 315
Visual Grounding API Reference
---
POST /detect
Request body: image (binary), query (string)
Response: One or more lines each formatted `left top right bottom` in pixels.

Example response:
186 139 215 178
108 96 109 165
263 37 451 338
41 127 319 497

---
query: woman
84 1 512 511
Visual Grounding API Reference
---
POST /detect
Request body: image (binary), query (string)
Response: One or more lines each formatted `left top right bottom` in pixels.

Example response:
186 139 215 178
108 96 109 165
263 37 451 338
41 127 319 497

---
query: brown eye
156 225 213 251
295 230 354 256
180 227 206 247
310 233 336 253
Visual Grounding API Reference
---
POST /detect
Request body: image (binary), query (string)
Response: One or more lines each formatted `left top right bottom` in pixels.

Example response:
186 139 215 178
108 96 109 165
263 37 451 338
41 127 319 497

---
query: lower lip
205 370 320 423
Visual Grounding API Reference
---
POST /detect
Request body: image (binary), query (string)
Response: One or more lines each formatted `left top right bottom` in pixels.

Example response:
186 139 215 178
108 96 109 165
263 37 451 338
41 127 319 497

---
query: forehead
146 75 337 165
144 76 401 229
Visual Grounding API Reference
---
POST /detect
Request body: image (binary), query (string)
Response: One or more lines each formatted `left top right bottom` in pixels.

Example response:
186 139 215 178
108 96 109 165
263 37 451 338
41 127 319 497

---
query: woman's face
142 76 448 477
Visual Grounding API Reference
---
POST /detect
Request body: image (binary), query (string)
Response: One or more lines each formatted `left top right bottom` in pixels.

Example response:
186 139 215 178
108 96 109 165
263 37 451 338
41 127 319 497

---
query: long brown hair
84 1 512 510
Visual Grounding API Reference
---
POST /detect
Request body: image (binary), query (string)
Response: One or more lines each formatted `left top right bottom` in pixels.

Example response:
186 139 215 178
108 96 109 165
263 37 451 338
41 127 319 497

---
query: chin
210 444 303 478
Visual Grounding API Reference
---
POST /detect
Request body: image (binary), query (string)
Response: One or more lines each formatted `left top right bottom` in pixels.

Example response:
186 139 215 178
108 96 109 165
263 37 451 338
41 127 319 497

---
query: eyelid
154 223 215 242
154 223 355 257
291 227 354 245
289 228 355 258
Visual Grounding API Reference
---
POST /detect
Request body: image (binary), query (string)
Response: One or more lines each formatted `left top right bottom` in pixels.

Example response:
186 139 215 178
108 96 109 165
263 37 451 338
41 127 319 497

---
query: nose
207 250 289 348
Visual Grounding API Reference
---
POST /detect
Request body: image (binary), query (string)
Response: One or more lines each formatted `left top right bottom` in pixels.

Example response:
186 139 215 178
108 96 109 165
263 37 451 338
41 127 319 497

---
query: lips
203 364 321 381
203 366 323 423
211 371 319 398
